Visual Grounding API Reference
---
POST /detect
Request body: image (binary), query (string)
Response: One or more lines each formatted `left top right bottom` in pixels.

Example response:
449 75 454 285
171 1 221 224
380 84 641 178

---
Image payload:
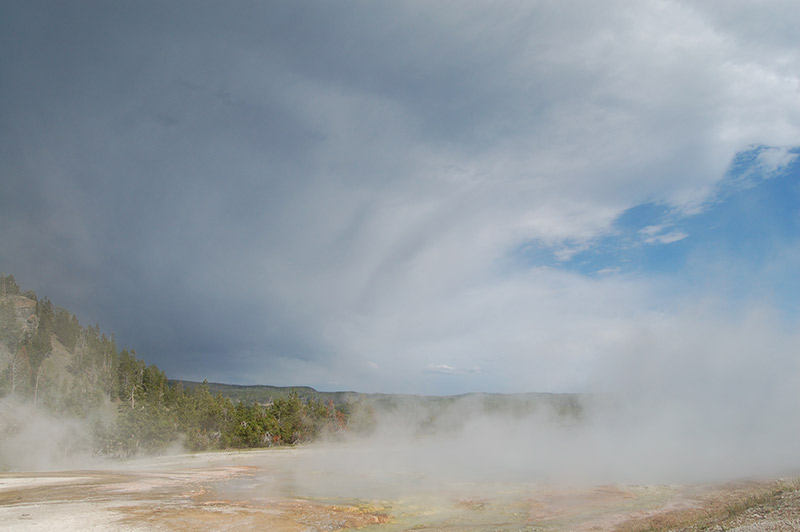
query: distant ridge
170 380 362 405
171 380 585 418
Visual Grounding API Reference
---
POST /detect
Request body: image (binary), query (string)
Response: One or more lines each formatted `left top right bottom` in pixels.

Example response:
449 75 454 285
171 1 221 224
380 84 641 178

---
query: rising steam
230 302 800 502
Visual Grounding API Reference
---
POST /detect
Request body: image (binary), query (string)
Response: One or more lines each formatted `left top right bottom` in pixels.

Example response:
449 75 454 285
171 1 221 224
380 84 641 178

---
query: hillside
0 274 350 467
1 273 585 469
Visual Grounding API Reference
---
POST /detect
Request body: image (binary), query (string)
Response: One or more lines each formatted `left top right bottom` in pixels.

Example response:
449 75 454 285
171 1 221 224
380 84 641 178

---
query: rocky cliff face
8 295 38 333
0 294 38 347
0 294 37 376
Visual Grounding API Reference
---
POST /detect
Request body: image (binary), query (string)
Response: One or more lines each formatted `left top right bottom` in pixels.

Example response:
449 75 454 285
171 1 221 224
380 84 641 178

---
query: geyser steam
238 302 800 501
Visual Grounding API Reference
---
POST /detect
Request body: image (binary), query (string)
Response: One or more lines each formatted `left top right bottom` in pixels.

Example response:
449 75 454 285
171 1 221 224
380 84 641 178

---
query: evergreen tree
0 297 22 350
0 274 20 296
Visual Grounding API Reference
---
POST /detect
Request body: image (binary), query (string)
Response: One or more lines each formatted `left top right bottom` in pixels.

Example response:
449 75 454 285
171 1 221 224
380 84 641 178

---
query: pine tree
0 274 20 296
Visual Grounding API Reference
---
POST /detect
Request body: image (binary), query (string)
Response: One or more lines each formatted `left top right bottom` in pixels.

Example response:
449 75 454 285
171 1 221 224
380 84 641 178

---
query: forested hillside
174 380 362 406
0 274 587 471
0 274 348 465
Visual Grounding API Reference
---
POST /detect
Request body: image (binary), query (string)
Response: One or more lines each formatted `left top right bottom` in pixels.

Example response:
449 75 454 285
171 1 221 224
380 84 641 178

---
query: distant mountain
173 379 585 422
171 380 362 406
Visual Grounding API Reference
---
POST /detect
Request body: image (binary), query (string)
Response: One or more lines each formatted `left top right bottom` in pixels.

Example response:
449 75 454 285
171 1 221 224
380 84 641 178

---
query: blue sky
526 146 800 314
1 1 799 395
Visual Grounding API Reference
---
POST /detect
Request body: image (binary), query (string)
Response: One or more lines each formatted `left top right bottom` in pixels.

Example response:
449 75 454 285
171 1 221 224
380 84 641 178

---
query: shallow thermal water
0 446 742 532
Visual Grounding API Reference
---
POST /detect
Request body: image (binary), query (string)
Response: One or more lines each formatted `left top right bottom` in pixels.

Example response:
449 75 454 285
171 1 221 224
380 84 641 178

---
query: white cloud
639 225 663 237
757 146 798 177
426 364 456 375
425 364 481 376
643 231 690 245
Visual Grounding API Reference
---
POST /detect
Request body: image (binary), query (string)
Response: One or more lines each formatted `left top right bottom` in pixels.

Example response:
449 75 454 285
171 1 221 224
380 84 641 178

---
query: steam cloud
0 398 103 471
236 302 800 501
2 301 797 496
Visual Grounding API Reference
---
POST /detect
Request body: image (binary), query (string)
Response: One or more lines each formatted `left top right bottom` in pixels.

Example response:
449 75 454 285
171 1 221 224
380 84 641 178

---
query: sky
1 1 799 395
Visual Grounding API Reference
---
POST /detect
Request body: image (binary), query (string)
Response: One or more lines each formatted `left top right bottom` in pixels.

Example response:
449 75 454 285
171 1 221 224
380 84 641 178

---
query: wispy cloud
639 225 689 244
425 364 480 376
757 146 799 178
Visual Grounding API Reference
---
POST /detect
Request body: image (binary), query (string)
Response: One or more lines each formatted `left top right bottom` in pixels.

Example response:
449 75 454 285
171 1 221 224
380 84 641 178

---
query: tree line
0 274 349 457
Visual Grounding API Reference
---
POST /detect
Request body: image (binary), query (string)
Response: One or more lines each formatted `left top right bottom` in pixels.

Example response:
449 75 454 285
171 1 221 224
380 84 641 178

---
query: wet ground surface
0 451 388 532
0 448 796 532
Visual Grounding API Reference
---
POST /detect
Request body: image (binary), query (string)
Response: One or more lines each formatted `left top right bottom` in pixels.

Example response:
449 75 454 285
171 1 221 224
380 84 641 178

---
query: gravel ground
724 488 800 532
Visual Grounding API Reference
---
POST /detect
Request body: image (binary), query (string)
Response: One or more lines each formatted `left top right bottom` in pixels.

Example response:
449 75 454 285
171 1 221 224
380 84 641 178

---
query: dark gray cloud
2 1 799 392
